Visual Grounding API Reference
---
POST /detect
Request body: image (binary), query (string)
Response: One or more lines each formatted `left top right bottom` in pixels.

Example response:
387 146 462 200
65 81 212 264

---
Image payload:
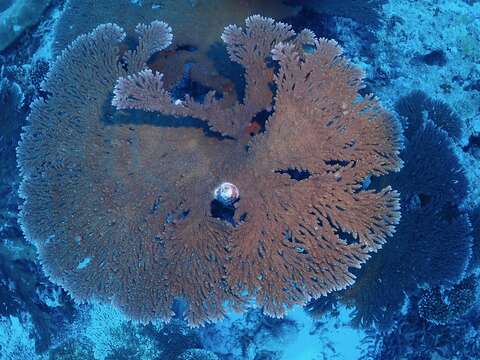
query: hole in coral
406 193 432 211
324 215 359 245
265 55 276 69
248 108 274 135
275 168 311 181
418 49 447 67
149 196 162 214
343 139 356 149
324 159 351 167
106 105 233 141
207 41 245 102
463 134 480 158
171 298 188 321
176 44 197 52
172 62 224 103
295 246 308 254
76 257 92 270
303 43 316 54
181 210 190 219
210 199 236 225
283 229 311 255
239 212 248 223
418 193 431 208
336 227 359 245
165 208 190 225
284 230 294 243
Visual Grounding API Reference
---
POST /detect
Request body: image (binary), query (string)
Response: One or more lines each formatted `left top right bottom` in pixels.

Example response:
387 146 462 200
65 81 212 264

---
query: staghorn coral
18 16 402 326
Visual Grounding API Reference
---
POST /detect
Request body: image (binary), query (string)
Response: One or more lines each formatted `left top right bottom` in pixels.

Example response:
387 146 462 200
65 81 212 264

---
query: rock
178 349 219 360
0 0 51 52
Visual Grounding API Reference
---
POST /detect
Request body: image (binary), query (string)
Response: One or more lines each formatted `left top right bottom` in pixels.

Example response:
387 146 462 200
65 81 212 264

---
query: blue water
1 1 480 359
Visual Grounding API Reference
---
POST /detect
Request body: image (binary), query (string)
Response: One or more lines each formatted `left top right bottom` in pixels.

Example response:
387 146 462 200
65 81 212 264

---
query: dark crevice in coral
171 62 224 102
150 196 162 214
105 101 234 141
462 134 480 157
275 168 312 181
176 44 197 52
208 41 245 102
324 159 351 167
210 199 237 226
322 214 359 245
418 49 447 66
118 56 129 72
251 108 274 135
165 208 190 225
418 193 432 208
336 226 360 245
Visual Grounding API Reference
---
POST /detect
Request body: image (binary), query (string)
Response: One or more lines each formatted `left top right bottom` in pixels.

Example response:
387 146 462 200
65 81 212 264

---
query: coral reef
395 90 463 142
468 206 480 271
370 0 480 134
345 117 472 329
18 15 402 326
285 0 387 27
365 276 480 359
114 15 402 322
178 349 219 360
418 276 477 325
2 0 479 357
0 248 77 352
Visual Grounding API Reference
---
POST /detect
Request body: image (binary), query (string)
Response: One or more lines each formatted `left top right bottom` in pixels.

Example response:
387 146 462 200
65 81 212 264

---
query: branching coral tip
214 182 240 206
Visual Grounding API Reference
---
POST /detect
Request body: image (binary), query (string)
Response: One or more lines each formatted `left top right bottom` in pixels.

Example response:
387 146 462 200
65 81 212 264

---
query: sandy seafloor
0 0 480 359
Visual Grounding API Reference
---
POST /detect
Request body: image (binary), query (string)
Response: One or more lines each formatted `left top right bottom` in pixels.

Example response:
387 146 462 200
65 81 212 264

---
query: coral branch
18 17 403 326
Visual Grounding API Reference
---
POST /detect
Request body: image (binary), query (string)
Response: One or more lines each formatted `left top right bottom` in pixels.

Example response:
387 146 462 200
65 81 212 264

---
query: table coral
18 16 402 326
53 0 300 102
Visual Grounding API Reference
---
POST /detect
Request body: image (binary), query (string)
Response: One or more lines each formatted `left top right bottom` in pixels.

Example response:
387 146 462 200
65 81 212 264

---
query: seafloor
0 0 480 359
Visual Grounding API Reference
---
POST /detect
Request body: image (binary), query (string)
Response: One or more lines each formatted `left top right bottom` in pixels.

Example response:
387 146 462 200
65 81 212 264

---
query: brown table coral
17 16 402 326
53 0 300 103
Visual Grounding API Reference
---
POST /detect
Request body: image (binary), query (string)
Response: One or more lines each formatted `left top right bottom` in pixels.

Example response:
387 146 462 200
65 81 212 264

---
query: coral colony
4 0 480 358
17 16 402 326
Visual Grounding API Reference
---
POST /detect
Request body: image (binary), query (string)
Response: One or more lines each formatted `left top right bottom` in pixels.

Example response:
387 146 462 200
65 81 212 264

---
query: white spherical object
214 182 240 206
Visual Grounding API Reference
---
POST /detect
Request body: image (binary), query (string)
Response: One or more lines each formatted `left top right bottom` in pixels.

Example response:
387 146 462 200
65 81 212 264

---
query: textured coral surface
2 0 480 358
17 15 402 326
